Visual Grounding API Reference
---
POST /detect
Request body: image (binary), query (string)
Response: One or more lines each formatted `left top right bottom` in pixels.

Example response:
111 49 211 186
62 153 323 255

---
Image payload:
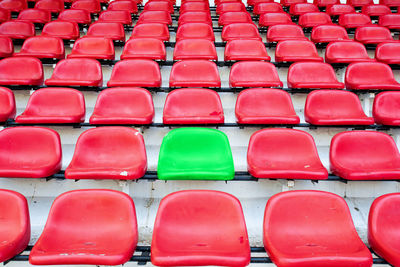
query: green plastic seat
157 128 235 180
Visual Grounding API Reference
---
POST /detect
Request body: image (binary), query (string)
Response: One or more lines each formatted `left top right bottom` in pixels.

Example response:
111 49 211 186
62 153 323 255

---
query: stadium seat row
1 57 399 90
0 126 399 181
0 188 399 267
1 87 400 126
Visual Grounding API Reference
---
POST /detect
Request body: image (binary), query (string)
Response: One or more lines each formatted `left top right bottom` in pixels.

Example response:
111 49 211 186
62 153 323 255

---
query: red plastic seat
170 60 220 88
45 58 102 87
71 0 101 13
108 0 138 13
173 39 217 61
163 88 224 124
247 0 273 7
347 0 373 7
0 57 43 86
121 38 165 60
345 62 400 90
264 191 373 266
14 36 64 59
305 90 373 125
311 24 349 43
362 4 391 16
267 24 307 42
248 128 328 179
130 23 170 41
180 2 209 13
0 37 13 57
339 13 372 28
143 1 173 13
0 127 61 178
380 0 400 6
326 4 355 16
369 193 400 267
235 88 299 124
29 190 138 264
0 0 27 12
176 23 214 41
355 26 393 44
17 9 51 24
65 127 147 180
57 9 91 25
379 14 400 30
68 37 115 60
0 21 34 40
98 10 132 25
34 0 64 13
230 61 282 88
137 11 171 25
376 42 400 65
225 39 270 61
0 8 10 23
288 62 344 89
0 87 15 122
325 41 374 64
314 0 340 7
259 13 294 27
216 2 246 14
151 190 250 266
16 88 85 124
86 22 125 42
330 131 400 180
281 0 306 7
108 59 161 87
178 12 212 26
253 2 283 14
218 11 252 26
298 12 332 27
275 40 323 62
41 21 80 40
289 3 319 15
221 23 261 41
373 91 400 125
0 189 30 263
90 87 154 125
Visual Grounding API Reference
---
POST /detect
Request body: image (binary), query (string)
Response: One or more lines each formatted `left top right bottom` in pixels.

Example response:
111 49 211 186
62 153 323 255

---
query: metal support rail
3 246 390 265
3 120 399 131
35 56 400 69
6 170 393 183
4 85 396 95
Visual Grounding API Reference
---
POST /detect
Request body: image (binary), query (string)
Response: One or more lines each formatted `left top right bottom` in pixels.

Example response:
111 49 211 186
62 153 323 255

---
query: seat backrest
221 23 261 41
151 190 250 266
330 131 400 173
169 60 220 88
16 87 85 123
46 58 102 86
42 21 80 40
157 128 234 180
264 190 368 253
0 87 15 122
345 62 399 89
163 88 224 124
57 9 91 24
0 56 43 86
90 87 154 124
176 22 214 41
305 89 372 125
325 41 372 63
0 127 62 178
373 91 400 125
0 189 30 263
